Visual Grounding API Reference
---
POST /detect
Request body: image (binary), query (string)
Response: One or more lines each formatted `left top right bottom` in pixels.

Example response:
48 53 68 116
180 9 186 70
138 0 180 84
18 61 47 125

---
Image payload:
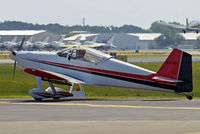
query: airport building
0 30 60 42
64 33 200 50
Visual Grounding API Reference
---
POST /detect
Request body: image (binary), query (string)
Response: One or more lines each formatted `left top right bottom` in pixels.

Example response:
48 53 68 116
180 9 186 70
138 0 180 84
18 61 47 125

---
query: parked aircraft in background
23 36 33 50
158 18 200 33
61 36 116 50
83 35 98 45
3 36 18 49
45 36 65 50
9 37 193 100
32 36 49 50
65 36 82 45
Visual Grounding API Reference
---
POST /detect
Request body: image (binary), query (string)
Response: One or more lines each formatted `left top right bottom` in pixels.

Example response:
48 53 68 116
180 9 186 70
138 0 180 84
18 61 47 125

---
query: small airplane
82 35 98 45
157 18 200 33
45 36 65 50
32 36 49 50
4 36 18 49
64 36 82 46
9 37 193 101
22 36 33 50
61 36 116 50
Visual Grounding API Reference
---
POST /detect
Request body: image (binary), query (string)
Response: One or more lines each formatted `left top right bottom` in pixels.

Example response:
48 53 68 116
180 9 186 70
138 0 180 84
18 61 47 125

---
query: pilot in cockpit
77 49 86 60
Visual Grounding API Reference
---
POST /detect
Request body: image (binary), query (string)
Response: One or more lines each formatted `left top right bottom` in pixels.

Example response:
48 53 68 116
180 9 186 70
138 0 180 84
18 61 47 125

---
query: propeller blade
18 36 26 51
12 61 17 80
9 47 16 56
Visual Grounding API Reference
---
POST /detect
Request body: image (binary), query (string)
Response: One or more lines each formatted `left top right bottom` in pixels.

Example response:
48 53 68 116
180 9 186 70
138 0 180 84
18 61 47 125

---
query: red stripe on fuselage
24 68 65 80
25 58 177 85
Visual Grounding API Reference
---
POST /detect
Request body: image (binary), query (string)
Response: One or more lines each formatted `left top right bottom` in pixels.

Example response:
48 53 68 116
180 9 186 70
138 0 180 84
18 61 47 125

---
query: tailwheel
186 94 193 100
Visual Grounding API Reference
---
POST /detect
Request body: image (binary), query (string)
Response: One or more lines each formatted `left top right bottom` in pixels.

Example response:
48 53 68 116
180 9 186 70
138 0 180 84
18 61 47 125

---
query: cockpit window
57 48 111 63
71 50 77 58
71 49 101 63
84 50 102 63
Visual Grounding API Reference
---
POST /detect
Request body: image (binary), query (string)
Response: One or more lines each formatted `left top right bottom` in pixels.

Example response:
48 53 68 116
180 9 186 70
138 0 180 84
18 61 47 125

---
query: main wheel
186 95 193 100
34 98 42 101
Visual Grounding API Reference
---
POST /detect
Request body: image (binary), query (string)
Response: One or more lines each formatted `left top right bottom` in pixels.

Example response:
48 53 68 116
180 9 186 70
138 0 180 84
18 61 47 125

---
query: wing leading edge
24 68 85 84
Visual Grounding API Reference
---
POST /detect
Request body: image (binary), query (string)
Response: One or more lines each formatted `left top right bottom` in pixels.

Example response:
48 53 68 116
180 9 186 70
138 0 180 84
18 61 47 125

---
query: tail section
104 36 114 44
90 36 97 42
10 36 17 43
26 36 33 43
57 36 64 43
157 48 192 92
41 36 49 43
74 36 81 42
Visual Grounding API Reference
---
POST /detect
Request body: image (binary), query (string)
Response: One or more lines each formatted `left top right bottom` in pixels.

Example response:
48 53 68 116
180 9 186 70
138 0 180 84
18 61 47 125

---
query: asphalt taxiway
1 98 200 134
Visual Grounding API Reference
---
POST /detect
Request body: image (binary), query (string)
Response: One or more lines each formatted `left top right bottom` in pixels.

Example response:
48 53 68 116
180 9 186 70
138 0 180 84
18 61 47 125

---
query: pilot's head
77 50 85 58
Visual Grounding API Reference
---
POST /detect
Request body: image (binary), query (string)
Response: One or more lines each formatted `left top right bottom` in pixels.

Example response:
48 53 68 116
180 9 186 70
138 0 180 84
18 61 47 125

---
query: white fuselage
11 51 173 92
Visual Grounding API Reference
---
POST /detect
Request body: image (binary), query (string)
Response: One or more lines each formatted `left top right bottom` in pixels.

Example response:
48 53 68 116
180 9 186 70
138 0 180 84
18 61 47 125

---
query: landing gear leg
36 76 42 90
29 76 42 101
69 83 74 93
48 81 59 99
69 83 85 97
48 81 57 95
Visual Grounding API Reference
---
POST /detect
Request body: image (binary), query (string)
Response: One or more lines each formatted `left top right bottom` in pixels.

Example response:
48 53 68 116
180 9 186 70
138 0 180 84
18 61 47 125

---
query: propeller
12 36 26 80
18 36 26 51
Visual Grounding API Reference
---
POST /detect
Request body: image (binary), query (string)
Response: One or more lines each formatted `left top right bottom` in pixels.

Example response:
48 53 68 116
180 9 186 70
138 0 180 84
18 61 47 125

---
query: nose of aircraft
9 52 16 61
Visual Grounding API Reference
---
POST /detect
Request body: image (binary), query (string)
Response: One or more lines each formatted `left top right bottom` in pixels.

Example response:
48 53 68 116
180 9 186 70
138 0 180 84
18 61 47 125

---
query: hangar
0 30 60 43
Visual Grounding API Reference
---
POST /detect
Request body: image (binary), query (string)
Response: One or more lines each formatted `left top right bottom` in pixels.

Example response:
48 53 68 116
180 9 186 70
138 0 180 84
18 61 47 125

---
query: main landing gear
176 92 193 100
29 76 85 101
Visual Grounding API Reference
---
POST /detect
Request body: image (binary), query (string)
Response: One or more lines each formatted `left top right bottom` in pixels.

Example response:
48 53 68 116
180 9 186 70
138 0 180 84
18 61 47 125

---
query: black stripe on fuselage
28 59 177 91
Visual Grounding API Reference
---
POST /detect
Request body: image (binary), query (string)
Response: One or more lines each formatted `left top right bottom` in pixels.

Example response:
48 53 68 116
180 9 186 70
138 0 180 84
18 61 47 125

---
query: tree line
0 20 199 48
0 21 146 34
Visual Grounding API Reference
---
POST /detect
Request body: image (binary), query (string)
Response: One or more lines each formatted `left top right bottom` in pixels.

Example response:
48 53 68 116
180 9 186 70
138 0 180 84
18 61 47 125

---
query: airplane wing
24 68 85 84
157 21 186 30
60 44 103 48
187 27 200 31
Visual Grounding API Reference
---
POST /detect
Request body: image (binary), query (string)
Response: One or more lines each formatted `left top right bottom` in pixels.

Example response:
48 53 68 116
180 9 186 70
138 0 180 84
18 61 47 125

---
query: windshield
57 47 111 63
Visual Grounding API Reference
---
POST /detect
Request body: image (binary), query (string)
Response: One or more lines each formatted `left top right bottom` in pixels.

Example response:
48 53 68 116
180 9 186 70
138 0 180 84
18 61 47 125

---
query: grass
0 55 10 59
0 62 200 98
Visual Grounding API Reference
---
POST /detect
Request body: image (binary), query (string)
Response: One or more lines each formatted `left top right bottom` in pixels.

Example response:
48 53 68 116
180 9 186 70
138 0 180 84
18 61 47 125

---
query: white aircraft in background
4 36 18 49
158 18 200 33
22 36 33 50
83 35 98 45
46 36 65 50
65 36 82 45
61 36 116 50
82 36 116 50
32 36 49 50
9 37 193 101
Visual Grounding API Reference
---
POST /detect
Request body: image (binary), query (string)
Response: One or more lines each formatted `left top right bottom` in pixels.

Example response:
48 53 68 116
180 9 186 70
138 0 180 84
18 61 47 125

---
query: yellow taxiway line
1 101 200 110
